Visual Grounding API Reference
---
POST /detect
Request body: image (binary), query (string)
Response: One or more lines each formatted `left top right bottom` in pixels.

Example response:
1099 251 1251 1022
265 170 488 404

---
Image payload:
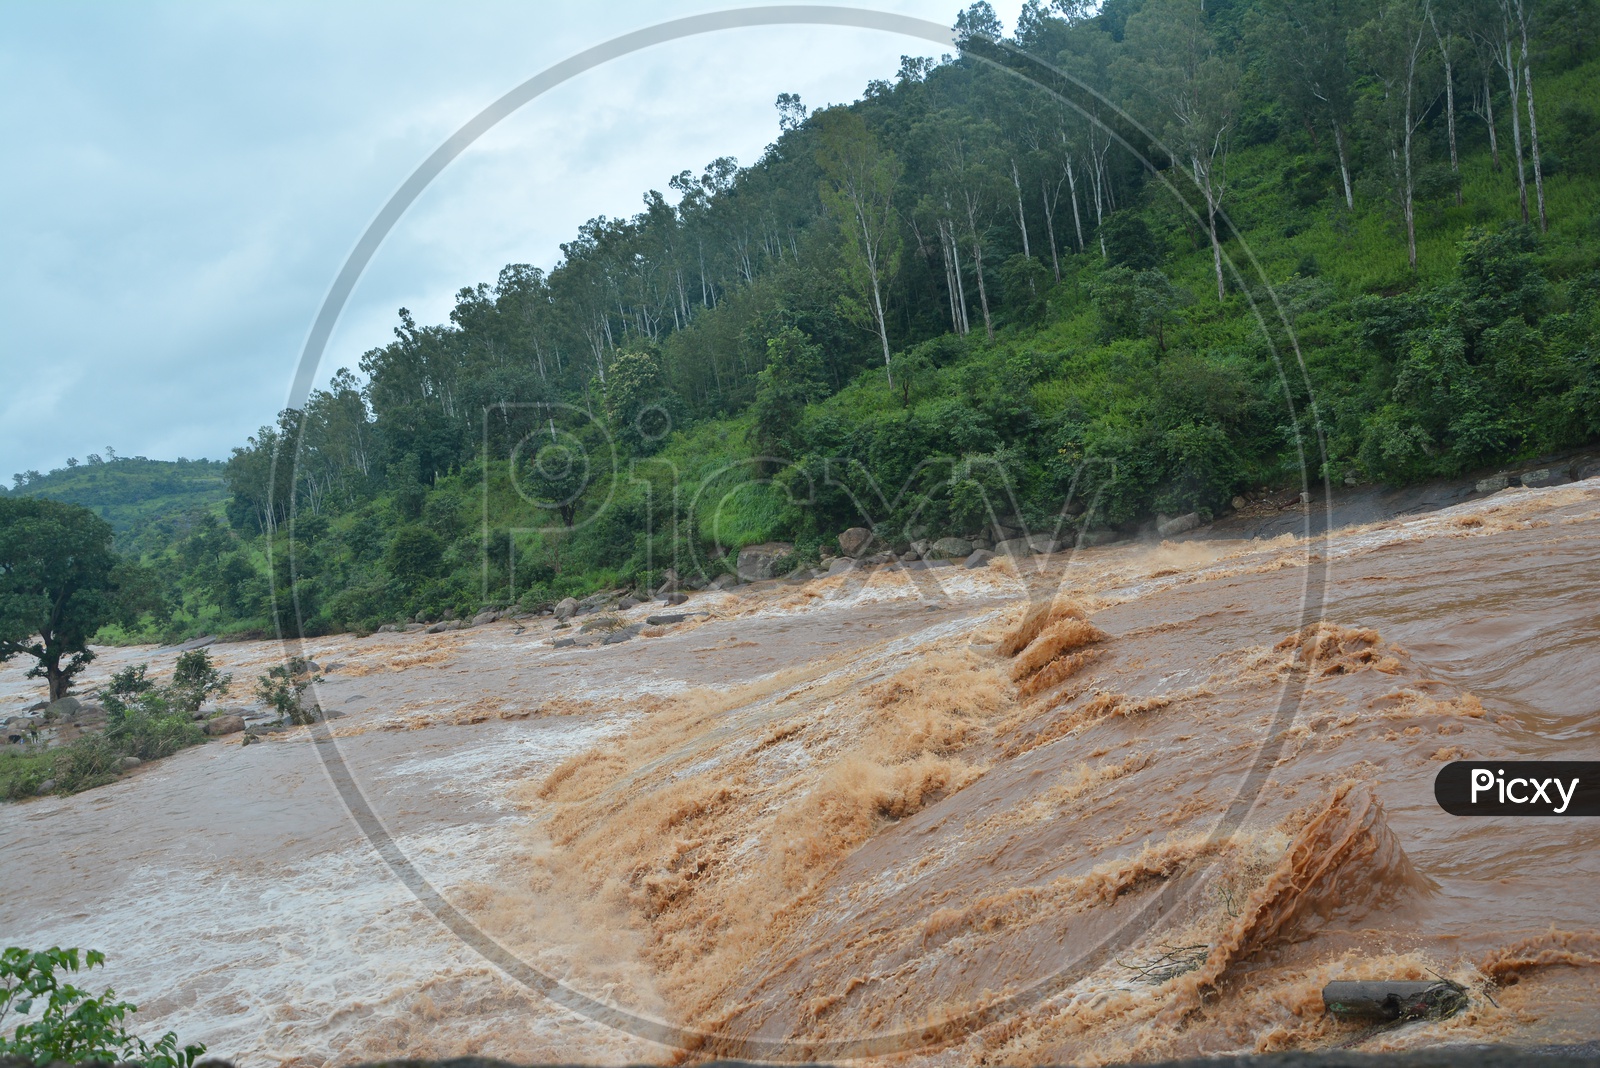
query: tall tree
815 109 904 381
1507 0 1547 230
1357 0 1437 270
1426 0 1464 199
1474 0 1531 223
928 115 1004 340
1464 0 1504 170
1124 0 1240 300
1250 0 1363 210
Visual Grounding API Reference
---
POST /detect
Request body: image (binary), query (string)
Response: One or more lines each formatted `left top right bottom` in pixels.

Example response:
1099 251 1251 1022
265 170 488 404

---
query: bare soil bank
2 481 1597 1065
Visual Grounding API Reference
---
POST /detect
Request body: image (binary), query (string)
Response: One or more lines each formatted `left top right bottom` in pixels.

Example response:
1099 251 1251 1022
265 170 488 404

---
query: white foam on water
5 821 663 1066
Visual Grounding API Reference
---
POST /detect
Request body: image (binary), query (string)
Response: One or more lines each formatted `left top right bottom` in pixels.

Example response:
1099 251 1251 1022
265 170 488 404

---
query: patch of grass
0 751 54 801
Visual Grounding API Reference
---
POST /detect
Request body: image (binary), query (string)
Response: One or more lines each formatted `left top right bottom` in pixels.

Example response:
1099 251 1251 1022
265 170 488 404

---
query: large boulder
965 549 995 569
169 634 218 653
837 527 874 558
709 573 741 591
205 714 246 736
1518 468 1561 488
736 542 795 582
646 613 688 626
553 597 580 622
927 537 973 560
995 535 1057 557
660 591 688 606
1156 512 1201 538
44 697 82 721
602 624 645 646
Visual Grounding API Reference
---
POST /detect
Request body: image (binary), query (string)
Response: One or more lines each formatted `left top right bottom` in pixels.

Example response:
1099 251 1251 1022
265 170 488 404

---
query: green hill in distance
2 456 228 546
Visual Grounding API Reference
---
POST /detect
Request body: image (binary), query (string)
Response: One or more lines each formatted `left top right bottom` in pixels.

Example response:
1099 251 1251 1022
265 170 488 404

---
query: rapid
2 481 1597 1065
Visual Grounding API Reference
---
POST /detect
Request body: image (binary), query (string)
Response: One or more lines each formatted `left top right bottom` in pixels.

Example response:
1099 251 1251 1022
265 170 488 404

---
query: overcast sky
0 1 1030 479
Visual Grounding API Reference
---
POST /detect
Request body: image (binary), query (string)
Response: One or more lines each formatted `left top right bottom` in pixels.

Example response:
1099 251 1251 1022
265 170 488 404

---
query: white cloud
0 0 1024 475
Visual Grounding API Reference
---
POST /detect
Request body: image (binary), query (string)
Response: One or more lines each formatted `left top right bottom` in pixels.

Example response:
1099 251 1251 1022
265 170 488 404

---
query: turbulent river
3 482 1598 1065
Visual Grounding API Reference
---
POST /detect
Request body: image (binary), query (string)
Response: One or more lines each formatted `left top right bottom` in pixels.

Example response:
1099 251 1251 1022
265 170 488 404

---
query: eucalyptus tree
815 108 904 382
928 114 1005 340
494 263 563 385
1053 16 1122 257
296 369 375 514
1505 0 1547 230
1469 0 1534 225
1356 0 1438 270
1247 0 1363 209
1426 0 1465 196
1123 0 1239 300
1463 0 1504 170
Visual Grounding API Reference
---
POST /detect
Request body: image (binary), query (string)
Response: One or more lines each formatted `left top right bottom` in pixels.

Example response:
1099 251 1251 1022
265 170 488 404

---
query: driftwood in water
1322 979 1468 1021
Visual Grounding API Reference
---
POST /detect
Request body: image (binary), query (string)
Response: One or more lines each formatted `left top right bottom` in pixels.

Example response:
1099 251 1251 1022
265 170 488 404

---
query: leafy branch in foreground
0 946 205 1067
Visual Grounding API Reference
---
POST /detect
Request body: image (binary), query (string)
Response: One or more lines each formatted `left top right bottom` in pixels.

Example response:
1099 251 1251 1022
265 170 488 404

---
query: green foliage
169 649 232 715
604 350 672 454
0 946 205 1067
1091 266 1186 349
1099 211 1163 270
255 657 322 726
94 681 205 765
518 437 597 530
385 525 445 587
750 328 827 457
0 499 135 700
0 457 227 544
3 662 211 798
0 751 53 802
999 254 1051 325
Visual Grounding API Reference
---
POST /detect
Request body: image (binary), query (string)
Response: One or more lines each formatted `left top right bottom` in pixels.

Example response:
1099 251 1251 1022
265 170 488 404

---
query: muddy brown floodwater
2 482 1597 1066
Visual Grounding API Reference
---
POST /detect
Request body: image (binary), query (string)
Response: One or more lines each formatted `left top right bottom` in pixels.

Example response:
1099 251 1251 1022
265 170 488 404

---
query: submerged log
1322 979 1468 1021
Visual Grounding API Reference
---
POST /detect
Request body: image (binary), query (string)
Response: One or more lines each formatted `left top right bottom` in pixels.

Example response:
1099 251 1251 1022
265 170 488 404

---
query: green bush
255 657 322 726
0 946 205 1067
49 736 122 795
169 649 231 715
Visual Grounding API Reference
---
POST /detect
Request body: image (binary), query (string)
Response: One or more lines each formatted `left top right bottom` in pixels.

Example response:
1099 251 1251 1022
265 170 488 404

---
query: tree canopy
0 499 136 699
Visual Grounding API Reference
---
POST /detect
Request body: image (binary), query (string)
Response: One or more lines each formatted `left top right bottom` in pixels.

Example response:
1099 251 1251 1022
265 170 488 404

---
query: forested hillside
2 455 227 550
104 0 1600 639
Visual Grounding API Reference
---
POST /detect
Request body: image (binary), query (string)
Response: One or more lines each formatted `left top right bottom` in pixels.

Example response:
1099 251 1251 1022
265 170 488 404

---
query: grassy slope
1 458 228 536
